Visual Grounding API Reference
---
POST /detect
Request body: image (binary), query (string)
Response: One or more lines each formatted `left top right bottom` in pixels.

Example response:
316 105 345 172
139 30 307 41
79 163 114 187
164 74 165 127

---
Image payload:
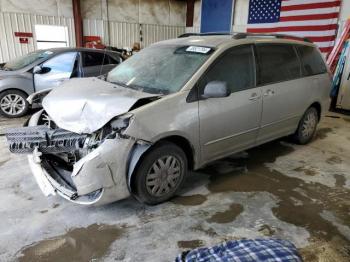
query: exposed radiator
6 126 87 154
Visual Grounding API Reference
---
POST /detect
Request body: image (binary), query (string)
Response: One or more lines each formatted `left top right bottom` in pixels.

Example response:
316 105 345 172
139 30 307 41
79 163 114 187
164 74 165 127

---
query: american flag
247 0 341 55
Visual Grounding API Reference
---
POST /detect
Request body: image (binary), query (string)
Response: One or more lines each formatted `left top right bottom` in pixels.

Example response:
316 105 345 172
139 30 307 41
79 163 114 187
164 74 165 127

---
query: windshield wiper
110 80 130 88
111 81 168 95
142 86 169 95
111 81 144 92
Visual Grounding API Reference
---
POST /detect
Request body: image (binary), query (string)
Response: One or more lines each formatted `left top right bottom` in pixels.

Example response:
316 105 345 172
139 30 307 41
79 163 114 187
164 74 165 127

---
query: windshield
107 45 212 94
3 50 53 71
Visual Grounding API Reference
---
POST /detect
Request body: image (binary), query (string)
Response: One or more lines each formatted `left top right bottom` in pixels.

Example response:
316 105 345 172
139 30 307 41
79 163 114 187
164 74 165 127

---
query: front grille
6 125 87 154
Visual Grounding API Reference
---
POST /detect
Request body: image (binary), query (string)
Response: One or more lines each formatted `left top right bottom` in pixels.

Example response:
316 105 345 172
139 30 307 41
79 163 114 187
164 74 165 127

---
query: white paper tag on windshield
186 46 211 54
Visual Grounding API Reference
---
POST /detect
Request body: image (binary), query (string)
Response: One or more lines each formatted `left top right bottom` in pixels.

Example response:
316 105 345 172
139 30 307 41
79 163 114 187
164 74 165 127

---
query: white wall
338 0 350 36
0 0 73 17
232 0 249 32
0 0 187 26
340 0 350 22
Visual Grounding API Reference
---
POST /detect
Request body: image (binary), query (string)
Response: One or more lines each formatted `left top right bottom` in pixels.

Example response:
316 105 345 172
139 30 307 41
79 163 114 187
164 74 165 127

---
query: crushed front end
6 110 136 205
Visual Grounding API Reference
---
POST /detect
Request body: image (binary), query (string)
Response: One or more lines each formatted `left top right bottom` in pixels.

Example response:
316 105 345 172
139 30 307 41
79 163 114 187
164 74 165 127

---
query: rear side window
104 55 120 65
296 45 327 76
256 44 301 85
200 45 255 93
82 52 104 67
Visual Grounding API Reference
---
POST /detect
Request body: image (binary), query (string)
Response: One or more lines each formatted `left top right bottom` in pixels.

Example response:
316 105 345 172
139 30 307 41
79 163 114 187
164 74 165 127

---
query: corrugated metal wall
0 12 186 63
0 12 75 63
141 24 185 47
109 21 139 48
83 19 185 48
185 26 200 33
83 19 140 48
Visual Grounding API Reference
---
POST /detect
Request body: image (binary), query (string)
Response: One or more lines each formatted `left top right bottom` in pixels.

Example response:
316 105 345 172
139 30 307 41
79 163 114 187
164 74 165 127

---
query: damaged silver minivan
6 33 331 205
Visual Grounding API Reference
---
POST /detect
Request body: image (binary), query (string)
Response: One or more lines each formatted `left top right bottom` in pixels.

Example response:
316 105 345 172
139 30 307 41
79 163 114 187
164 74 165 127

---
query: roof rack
233 32 312 43
178 32 232 38
178 32 312 43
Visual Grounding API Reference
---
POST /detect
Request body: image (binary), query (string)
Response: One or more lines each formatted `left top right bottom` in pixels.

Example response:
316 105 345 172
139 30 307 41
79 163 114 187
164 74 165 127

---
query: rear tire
293 107 319 145
133 142 188 205
0 90 29 118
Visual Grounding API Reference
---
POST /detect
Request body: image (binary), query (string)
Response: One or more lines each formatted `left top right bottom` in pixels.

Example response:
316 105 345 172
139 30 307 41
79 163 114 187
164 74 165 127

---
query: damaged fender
70 136 151 203
72 137 136 201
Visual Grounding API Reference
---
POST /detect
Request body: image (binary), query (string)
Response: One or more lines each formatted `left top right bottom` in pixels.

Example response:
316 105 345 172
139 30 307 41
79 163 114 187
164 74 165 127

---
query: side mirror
33 65 51 74
202 81 230 99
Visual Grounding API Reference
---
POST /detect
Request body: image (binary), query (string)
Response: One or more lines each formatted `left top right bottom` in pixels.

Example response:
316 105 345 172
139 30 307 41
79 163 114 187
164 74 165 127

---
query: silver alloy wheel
301 110 317 139
145 155 181 197
0 94 26 116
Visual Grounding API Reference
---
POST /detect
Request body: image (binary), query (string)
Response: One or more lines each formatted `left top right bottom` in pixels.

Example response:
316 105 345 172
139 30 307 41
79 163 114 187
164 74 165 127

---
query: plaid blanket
175 238 302 262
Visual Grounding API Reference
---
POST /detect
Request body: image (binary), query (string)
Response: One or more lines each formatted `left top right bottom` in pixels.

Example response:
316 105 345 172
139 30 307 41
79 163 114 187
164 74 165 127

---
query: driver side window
199 45 255 95
42 52 77 78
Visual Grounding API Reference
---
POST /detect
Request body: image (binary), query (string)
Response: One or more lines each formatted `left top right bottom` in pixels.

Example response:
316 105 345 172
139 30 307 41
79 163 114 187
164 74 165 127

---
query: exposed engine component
6 125 87 154
38 111 57 129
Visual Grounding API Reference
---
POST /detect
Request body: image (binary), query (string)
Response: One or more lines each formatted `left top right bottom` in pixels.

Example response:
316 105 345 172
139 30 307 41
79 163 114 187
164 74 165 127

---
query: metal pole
72 0 83 47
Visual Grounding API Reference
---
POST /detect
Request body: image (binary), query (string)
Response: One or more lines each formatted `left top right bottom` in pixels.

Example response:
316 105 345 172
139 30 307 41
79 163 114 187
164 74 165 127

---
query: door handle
264 89 275 96
249 92 260 101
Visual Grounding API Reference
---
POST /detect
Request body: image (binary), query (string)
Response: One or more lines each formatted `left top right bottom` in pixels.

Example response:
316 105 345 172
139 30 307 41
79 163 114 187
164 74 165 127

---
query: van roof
153 33 317 49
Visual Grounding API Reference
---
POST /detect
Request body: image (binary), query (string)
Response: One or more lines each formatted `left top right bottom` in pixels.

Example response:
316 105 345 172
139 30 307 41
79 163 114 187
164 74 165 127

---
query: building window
35 25 69 49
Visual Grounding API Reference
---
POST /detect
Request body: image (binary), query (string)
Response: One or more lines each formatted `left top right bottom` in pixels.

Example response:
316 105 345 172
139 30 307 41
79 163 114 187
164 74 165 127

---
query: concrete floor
0 113 350 262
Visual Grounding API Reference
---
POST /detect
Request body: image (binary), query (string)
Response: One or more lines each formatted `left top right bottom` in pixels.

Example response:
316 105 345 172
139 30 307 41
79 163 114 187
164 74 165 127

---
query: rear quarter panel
310 73 331 118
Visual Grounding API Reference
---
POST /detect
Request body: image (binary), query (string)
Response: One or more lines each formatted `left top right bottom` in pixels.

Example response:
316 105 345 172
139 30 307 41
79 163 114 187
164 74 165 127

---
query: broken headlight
110 113 133 132
92 113 134 141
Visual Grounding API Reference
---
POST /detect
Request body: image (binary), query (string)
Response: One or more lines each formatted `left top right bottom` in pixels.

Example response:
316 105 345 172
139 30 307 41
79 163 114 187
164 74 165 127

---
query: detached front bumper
10 110 135 205
27 149 105 205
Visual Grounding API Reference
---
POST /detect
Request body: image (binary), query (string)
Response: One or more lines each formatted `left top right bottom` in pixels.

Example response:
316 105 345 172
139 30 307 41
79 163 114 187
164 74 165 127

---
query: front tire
134 142 188 205
293 107 319 145
0 90 29 118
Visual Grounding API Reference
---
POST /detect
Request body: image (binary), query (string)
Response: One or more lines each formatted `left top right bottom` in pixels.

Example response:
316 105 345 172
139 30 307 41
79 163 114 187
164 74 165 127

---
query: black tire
0 90 29 118
133 142 188 205
293 107 319 145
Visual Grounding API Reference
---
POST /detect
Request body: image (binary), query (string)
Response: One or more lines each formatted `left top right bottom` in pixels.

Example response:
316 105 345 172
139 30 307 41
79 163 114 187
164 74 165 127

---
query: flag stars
248 0 281 24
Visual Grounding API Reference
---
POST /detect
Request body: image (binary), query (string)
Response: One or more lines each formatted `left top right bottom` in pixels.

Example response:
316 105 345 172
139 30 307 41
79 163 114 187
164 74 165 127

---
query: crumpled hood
42 77 157 134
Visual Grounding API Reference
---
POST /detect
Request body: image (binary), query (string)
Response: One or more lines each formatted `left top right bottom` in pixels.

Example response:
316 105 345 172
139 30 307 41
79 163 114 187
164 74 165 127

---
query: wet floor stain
18 224 125 262
300 237 350 262
334 174 346 188
314 127 333 140
326 156 342 165
258 224 276 236
177 240 205 249
201 140 350 244
207 203 243 224
293 166 318 176
171 194 207 206
190 224 218 238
